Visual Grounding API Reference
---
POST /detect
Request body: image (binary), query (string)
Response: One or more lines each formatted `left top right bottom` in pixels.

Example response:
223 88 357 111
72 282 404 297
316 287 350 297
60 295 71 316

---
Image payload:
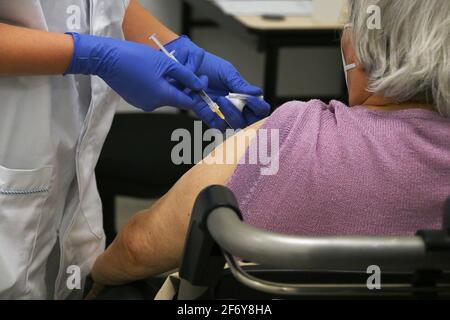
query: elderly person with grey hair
89 0 450 288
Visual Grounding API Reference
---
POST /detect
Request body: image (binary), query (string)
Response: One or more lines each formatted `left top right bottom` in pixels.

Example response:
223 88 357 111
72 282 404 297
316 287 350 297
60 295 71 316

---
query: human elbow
120 212 154 273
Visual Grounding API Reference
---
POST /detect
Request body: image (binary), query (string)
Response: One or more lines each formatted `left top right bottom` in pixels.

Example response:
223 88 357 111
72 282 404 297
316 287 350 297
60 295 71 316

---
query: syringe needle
215 108 233 129
223 118 234 129
149 34 233 129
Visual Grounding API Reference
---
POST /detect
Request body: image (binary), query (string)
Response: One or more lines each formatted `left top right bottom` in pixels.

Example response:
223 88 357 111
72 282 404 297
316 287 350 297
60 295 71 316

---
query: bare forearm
0 23 73 75
122 0 178 49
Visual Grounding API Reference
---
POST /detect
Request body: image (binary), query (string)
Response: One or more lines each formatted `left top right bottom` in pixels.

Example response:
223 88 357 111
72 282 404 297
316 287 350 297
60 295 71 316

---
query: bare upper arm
136 119 267 265
122 0 177 47
101 119 268 280
169 119 266 221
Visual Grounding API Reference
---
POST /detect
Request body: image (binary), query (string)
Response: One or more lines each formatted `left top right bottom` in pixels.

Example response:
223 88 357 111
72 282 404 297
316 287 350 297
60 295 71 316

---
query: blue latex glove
65 33 204 112
164 36 271 129
190 76 271 131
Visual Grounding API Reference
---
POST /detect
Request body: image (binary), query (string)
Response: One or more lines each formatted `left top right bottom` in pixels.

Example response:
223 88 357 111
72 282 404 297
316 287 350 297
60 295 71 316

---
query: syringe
149 34 233 129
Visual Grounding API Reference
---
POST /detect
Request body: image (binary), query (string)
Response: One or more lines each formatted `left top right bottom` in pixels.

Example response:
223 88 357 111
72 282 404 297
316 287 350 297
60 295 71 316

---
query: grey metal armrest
178 185 450 299
206 207 450 296
207 207 450 272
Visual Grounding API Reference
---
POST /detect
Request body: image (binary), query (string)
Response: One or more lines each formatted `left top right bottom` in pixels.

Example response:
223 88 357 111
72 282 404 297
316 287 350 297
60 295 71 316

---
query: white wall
117 0 342 112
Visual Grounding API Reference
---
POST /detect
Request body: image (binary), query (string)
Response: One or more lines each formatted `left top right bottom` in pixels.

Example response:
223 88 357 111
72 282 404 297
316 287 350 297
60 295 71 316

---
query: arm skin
0 23 73 75
0 0 177 75
91 119 266 285
122 0 178 49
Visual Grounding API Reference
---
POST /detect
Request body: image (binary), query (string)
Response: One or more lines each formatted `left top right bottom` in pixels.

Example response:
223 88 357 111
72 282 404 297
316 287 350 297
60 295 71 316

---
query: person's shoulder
272 99 348 117
264 99 348 131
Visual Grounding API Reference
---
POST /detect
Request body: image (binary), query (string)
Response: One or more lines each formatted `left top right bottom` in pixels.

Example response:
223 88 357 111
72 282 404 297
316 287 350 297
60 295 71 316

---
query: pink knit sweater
227 100 450 236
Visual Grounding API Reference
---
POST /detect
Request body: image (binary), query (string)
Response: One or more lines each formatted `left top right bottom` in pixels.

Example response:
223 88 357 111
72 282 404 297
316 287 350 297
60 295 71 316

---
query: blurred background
97 0 344 244
118 0 342 111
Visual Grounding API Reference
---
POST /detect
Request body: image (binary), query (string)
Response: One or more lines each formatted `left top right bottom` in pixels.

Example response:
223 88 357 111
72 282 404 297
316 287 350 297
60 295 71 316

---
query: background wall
117 0 343 112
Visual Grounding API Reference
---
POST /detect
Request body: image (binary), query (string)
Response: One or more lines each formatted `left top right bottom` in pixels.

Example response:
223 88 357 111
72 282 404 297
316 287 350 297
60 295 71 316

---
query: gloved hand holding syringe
149 34 234 129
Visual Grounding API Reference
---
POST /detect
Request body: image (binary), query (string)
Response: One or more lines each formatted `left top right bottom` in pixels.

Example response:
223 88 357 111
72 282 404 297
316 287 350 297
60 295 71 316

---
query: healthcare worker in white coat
0 0 270 299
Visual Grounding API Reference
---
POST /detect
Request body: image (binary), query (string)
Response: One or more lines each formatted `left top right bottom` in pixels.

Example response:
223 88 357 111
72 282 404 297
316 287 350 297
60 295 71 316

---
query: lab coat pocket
0 165 53 298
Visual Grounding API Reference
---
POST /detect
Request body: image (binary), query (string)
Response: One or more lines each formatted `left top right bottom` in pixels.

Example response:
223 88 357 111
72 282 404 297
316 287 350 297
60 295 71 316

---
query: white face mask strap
344 62 357 71
342 23 357 71
344 23 353 29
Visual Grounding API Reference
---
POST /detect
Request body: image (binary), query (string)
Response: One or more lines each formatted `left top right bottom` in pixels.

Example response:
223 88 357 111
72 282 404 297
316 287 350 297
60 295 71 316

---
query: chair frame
177 185 450 300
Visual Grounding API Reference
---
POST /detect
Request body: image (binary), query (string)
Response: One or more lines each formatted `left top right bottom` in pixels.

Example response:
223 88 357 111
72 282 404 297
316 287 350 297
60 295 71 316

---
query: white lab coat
0 0 129 299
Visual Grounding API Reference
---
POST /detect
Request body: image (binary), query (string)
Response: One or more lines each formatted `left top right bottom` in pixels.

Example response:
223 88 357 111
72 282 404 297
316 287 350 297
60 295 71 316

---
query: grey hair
347 0 450 117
